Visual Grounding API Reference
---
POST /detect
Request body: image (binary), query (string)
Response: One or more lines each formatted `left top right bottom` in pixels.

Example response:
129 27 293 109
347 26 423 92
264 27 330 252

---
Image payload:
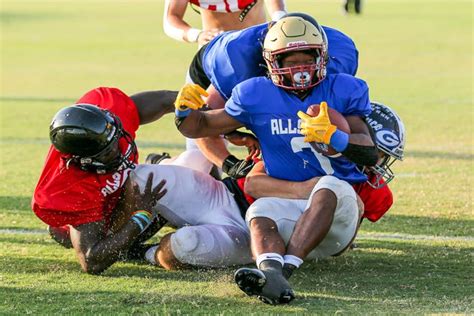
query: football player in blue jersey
173 15 379 305
150 13 360 181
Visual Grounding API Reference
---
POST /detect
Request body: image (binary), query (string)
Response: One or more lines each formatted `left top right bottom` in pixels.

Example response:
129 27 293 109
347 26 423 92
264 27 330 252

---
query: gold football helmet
263 16 328 90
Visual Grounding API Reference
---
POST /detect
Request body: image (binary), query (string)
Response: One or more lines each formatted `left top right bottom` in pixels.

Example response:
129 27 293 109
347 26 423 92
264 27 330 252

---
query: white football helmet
263 16 328 90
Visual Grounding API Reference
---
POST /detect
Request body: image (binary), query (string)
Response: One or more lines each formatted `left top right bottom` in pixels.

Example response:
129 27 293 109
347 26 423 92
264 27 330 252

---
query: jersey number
290 137 334 175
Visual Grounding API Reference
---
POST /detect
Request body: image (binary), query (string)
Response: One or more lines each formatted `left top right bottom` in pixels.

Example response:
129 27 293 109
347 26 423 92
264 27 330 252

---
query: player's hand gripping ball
299 102 351 157
174 83 209 111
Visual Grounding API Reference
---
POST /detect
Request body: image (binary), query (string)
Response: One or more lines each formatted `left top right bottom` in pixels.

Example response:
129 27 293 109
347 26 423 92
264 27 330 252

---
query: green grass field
1 0 473 313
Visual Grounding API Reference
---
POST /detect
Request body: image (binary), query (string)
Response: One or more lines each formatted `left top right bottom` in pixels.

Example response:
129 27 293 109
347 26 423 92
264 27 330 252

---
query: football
305 104 351 157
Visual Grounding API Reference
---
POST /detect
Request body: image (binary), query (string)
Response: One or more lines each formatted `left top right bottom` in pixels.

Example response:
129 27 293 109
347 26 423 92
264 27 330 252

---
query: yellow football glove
297 102 338 144
174 83 209 111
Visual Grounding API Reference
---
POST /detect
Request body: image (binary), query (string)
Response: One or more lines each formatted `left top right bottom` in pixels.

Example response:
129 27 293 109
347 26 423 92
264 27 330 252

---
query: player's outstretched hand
224 131 261 159
297 102 337 144
175 83 209 111
131 172 167 213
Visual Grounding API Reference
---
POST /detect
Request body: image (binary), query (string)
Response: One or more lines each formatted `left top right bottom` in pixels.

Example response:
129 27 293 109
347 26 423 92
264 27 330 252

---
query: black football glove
222 155 255 179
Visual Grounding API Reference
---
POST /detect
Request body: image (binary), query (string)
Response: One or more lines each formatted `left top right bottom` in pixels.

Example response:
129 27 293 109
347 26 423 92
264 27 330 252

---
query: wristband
186 28 202 43
271 10 287 21
175 108 191 118
131 210 153 233
329 129 349 153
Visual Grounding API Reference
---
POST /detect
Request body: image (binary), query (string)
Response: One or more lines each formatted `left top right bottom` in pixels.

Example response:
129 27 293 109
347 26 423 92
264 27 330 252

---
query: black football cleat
234 267 267 296
258 288 295 305
119 242 159 262
234 267 295 305
145 152 171 164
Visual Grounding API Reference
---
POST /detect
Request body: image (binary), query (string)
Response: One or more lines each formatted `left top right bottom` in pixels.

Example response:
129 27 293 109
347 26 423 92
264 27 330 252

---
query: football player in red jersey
32 87 266 275
32 87 177 274
163 0 286 47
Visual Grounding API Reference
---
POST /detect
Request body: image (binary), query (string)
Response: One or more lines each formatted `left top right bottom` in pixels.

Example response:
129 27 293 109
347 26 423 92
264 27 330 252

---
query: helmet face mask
366 151 397 188
364 102 406 189
263 16 328 91
50 104 137 174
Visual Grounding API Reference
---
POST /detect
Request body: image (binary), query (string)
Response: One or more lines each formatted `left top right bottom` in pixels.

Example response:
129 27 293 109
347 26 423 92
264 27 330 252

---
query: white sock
256 253 284 269
283 254 304 268
145 245 159 265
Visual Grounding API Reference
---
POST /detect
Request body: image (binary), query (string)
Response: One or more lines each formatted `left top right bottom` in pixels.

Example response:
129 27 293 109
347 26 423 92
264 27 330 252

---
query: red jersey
32 87 140 228
190 0 255 12
353 175 393 222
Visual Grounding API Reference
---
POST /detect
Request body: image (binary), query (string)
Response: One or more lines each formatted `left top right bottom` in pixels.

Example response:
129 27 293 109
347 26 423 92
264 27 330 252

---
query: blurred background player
344 0 363 15
163 0 287 47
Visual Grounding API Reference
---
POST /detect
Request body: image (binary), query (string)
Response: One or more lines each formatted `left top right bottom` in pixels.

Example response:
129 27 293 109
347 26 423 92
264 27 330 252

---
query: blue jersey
203 23 359 100
225 74 371 183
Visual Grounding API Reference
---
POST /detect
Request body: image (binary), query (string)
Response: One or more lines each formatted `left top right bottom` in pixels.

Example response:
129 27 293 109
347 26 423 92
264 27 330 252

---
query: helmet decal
376 129 400 149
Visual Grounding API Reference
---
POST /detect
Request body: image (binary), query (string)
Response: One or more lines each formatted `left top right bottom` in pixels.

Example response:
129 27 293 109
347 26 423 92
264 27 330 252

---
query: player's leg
147 224 251 269
285 176 361 275
355 0 362 14
343 0 350 13
235 198 305 304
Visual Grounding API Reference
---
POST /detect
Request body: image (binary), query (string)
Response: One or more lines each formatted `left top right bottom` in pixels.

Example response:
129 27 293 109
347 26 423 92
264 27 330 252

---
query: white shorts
132 164 252 267
245 175 360 260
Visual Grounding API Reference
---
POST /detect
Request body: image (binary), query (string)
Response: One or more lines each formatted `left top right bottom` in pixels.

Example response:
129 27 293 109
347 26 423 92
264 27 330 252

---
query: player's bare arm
264 0 287 21
69 174 167 274
178 109 243 137
244 161 319 199
164 0 203 43
130 90 177 125
174 83 243 137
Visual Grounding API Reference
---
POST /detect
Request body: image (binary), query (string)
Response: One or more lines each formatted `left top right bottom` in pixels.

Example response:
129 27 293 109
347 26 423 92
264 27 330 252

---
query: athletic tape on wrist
186 28 202 43
256 253 284 268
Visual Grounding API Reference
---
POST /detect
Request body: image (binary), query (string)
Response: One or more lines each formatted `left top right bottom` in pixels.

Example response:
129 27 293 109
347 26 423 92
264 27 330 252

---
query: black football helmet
49 104 137 174
365 102 406 188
